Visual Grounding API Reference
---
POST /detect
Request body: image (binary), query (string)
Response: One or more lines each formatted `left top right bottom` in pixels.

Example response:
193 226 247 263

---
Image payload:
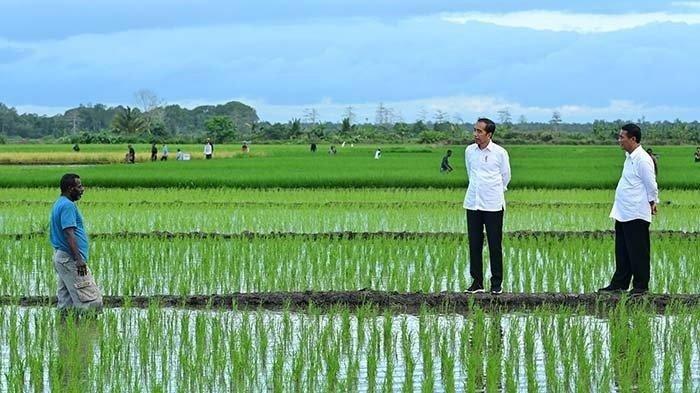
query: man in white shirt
599 123 658 295
464 118 511 294
204 138 214 159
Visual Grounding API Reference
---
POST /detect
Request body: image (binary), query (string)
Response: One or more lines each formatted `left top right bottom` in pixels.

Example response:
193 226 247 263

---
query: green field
1 144 699 391
0 144 698 188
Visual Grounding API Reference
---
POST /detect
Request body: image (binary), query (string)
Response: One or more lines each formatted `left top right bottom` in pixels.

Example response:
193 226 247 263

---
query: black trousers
611 219 651 290
466 209 504 287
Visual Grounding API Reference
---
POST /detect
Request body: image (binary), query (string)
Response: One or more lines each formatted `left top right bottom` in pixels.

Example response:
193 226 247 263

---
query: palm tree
112 106 147 135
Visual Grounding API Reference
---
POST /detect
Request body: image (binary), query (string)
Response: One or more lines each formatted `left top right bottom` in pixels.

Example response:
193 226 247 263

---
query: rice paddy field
1 144 699 392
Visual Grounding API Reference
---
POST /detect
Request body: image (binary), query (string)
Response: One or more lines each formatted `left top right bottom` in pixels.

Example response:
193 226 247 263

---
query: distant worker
645 148 658 175
50 173 103 314
441 150 454 173
161 144 169 161
242 143 249 153
464 118 511 295
72 144 80 152
374 148 382 159
204 138 213 160
694 147 700 162
599 123 658 296
176 148 184 161
329 145 337 155
150 143 158 161
310 143 317 153
125 144 135 164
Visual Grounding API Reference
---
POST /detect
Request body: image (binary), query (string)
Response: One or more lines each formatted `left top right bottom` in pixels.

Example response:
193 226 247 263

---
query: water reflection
55 313 100 391
0 306 698 392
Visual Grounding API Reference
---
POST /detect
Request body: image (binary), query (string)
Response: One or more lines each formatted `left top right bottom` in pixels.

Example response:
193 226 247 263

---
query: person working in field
50 173 103 315
440 149 454 173
204 138 214 159
695 147 700 162
161 144 169 161
464 118 511 295
599 123 658 295
125 144 135 164
645 148 658 174
150 143 158 161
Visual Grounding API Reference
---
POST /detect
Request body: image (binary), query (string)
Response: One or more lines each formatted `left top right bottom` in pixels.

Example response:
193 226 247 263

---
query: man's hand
76 258 87 276
650 201 658 215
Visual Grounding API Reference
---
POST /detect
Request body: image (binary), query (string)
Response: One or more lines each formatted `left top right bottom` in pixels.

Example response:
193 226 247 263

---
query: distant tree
289 118 302 139
497 108 512 125
375 102 391 127
412 120 429 134
550 111 562 131
433 110 448 124
418 130 448 143
134 89 165 132
341 117 352 134
112 106 147 135
343 106 356 125
592 119 612 142
303 108 319 124
417 108 428 122
205 116 236 143
518 115 527 124
392 122 411 140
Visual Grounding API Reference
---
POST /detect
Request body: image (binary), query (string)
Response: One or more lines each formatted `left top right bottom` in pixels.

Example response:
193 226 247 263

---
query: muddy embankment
4 290 700 314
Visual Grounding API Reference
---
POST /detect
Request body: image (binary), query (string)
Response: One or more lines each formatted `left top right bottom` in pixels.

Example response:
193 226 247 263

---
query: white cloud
239 96 700 123
442 10 700 33
13 95 699 123
672 1 700 8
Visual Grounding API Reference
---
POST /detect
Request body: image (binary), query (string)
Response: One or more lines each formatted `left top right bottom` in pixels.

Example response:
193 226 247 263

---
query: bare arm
63 227 87 276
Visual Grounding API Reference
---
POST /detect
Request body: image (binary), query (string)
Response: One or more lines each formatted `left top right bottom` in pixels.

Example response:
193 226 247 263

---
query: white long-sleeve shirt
610 145 659 223
463 141 511 211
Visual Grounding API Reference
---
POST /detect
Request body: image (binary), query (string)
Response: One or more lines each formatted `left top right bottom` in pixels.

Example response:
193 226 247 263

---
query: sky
1 0 699 123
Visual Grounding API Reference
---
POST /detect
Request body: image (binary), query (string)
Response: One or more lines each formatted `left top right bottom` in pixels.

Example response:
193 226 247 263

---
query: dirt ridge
3 291 699 313
5 230 698 241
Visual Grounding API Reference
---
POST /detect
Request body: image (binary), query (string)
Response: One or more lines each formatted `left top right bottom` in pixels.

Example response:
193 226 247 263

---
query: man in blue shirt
50 174 102 313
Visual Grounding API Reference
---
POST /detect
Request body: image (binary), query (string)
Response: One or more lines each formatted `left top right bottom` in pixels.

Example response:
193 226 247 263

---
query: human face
617 130 638 153
68 178 85 201
473 121 491 147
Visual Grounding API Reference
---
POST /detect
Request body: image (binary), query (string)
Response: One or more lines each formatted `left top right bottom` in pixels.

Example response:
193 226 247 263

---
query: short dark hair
60 173 80 193
477 118 496 135
621 123 642 143
446 149 452 154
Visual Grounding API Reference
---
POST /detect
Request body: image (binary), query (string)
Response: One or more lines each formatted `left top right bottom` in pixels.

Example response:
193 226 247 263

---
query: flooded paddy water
1 305 700 392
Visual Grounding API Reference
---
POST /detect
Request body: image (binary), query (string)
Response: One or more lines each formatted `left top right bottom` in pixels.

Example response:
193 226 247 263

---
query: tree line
0 101 698 145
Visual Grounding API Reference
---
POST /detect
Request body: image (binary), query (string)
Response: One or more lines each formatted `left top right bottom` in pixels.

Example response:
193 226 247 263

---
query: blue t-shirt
50 196 89 261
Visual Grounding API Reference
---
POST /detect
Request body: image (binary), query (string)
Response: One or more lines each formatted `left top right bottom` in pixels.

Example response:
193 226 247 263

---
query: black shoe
598 285 626 293
490 285 503 295
628 288 648 296
466 282 485 294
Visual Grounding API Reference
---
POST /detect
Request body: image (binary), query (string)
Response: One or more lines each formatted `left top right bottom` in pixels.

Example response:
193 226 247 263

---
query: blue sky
1 0 699 122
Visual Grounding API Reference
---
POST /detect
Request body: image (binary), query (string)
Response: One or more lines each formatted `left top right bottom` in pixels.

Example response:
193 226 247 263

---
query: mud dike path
3 291 700 314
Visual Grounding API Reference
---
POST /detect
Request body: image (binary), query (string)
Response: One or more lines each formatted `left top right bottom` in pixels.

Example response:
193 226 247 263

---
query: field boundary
2 200 692 208
3 291 700 313
5 230 698 240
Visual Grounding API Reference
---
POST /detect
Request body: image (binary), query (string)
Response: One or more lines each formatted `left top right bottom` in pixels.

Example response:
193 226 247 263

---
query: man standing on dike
599 123 658 295
464 118 511 294
50 173 103 313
